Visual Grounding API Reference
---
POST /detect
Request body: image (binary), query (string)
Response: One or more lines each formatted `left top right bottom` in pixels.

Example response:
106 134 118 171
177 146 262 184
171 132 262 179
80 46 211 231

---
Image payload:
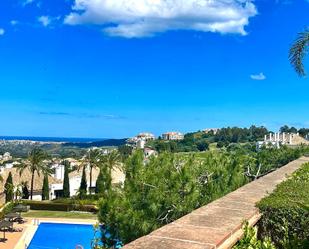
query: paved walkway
123 157 309 249
0 221 27 249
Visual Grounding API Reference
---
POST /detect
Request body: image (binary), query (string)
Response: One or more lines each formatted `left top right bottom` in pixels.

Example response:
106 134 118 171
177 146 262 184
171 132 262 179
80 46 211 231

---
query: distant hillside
147 126 269 153
0 138 127 158
63 138 127 148
0 136 105 143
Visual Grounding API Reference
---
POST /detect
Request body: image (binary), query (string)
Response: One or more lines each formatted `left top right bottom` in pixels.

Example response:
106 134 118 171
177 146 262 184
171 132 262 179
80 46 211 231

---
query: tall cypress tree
22 181 30 200
63 160 70 198
4 172 14 202
79 166 87 198
95 170 105 194
42 174 49 200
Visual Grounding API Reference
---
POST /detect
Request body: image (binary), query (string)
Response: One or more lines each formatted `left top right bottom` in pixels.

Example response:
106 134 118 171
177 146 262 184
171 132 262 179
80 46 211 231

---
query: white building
127 132 156 149
203 128 220 135
136 132 155 141
144 148 157 158
52 163 65 181
162 132 184 141
49 166 126 199
136 139 146 149
257 132 298 149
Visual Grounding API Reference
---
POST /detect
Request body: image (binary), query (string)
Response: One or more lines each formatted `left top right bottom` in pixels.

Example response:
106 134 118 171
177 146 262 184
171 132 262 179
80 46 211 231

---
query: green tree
79 166 87 198
289 28 309 77
280 125 298 134
81 149 102 194
196 140 209 151
4 172 14 202
95 170 105 194
95 151 120 195
21 181 30 199
280 125 290 133
118 145 133 161
97 146 306 246
63 160 70 198
17 147 51 200
298 128 309 138
42 174 49 200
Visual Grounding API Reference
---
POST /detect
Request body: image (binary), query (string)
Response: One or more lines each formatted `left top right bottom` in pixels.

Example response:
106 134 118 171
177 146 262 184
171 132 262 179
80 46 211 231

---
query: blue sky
0 0 308 138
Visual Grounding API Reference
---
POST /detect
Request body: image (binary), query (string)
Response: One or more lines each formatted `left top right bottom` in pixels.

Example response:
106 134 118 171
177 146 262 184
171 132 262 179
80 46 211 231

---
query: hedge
257 162 309 248
22 200 98 213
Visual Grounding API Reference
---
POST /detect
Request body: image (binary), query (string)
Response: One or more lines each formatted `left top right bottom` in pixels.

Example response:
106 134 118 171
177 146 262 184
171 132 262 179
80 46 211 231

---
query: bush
0 202 14 219
257 163 309 248
234 222 275 249
52 195 100 205
22 200 98 213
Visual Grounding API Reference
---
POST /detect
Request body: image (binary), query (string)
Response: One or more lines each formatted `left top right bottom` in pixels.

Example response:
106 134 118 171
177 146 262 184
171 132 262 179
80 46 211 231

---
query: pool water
28 223 98 249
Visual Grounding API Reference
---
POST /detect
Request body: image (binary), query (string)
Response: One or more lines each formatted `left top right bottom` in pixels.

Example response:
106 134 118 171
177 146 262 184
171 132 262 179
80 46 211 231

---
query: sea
0 136 106 143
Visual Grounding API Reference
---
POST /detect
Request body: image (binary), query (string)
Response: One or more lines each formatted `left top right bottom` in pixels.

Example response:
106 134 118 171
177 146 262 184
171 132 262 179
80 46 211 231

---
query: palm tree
104 150 121 170
17 147 51 200
289 28 309 77
96 150 121 194
81 148 103 194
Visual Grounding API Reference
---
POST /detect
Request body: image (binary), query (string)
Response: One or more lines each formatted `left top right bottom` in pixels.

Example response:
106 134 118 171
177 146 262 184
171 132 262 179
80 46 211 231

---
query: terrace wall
123 157 309 249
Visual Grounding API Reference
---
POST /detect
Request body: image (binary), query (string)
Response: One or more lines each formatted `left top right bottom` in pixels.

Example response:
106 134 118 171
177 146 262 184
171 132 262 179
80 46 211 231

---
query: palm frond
289 28 309 77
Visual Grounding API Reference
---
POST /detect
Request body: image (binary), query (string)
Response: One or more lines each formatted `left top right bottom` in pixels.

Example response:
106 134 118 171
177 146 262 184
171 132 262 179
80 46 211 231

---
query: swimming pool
28 222 97 249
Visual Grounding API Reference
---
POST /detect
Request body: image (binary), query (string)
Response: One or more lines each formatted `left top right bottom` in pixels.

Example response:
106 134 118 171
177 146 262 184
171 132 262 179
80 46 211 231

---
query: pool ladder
33 219 40 226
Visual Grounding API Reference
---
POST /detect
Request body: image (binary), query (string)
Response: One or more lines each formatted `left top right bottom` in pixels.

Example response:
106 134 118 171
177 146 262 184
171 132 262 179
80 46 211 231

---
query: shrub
22 200 98 213
234 222 275 249
0 202 14 219
257 163 309 248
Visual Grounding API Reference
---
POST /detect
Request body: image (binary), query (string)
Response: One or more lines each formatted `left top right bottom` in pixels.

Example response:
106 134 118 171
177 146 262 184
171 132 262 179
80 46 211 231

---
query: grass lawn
23 210 98 220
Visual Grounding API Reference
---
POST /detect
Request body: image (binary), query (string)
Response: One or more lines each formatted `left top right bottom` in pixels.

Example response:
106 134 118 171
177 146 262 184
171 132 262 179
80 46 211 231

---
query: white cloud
64 0 258 38
22 0 34 6
10 20 18 26
38 16 51 27
250 72 266 80
0 29 5 36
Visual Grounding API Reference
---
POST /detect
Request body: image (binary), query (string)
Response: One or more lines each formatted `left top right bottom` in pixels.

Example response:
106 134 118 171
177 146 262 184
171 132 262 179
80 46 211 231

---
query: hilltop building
203 128 220 135
136 132 155 141
127 132 156 149
162 132 184 141
257 132 309 148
